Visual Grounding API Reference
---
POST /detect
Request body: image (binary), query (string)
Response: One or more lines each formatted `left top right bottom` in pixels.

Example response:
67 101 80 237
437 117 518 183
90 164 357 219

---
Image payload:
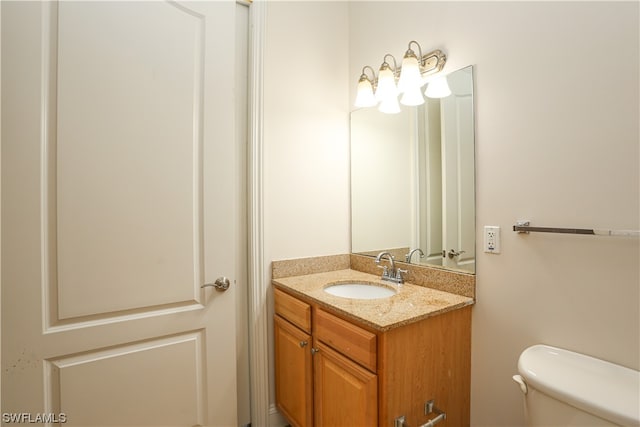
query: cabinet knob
311 348 320 355
299 341 308 348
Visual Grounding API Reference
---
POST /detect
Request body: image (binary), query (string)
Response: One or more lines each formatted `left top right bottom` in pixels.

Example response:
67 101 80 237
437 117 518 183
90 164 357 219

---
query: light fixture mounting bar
419 49 446 78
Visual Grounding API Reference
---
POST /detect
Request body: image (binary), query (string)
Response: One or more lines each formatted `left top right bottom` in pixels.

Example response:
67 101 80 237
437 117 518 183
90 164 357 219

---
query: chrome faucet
375 251 407 284
405 248 425 264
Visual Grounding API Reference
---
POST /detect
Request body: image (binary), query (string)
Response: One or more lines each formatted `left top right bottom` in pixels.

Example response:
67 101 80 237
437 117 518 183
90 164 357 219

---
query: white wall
263 1 350 420
349 2 639 426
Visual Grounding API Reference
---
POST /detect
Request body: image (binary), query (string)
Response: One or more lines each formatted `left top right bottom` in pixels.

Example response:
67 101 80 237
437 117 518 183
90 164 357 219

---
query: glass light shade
425 76 452 98
354 77 377 108
378 95 401 114
375 66 397 102
400 85 424 106
397 54 422 93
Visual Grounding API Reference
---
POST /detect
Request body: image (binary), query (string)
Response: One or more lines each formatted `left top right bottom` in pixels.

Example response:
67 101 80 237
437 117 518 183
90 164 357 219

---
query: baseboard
269 403 288 427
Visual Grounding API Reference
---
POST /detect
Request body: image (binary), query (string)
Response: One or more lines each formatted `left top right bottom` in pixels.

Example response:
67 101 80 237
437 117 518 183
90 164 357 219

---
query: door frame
246 1 270 426
0 1 3 409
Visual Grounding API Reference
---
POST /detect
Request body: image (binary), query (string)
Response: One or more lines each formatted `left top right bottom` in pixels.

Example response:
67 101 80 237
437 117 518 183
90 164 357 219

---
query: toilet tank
515 345 640 427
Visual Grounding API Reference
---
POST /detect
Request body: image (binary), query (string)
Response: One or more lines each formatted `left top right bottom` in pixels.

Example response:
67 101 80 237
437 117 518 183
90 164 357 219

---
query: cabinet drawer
315 309 377 372
274 288 311 333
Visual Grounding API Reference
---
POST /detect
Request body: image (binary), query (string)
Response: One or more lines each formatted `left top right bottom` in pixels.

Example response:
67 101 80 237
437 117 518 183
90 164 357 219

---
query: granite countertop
272 269 474 332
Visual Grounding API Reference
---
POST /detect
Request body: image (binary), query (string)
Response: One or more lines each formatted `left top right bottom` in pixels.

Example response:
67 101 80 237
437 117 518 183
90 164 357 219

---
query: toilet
513 344 640 426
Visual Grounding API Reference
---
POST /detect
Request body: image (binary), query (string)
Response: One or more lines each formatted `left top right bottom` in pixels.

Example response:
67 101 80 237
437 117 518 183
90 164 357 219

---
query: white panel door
2 1 240 426
441 68 475 271
418 99 444 265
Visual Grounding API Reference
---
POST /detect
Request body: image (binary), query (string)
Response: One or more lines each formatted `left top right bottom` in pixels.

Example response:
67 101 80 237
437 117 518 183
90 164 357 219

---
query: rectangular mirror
350 65 475 273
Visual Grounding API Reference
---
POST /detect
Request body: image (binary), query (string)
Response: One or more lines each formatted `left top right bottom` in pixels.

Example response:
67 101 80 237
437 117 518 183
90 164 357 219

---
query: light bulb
378 95 401 114
375 65 397 102
354 76 377 108
425 76 452 98
397 54 422 93
400 85 424 106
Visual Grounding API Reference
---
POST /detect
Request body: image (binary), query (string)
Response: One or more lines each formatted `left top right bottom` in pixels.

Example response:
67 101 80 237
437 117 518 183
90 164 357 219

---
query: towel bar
513 221 639 237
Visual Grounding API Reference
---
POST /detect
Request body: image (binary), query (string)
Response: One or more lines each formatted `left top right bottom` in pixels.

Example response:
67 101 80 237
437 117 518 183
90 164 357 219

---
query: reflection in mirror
350 66 475 273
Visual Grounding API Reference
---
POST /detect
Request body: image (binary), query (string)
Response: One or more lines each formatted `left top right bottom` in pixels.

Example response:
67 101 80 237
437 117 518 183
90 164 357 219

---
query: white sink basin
323 283 396 300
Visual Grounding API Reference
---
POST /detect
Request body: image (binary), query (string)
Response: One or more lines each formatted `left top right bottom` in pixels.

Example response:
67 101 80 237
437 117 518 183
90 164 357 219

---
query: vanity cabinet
274 286 471 427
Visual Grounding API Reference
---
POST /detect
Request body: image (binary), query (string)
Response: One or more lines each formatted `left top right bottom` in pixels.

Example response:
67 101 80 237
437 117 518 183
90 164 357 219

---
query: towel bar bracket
394 400 446 427
514 220 531 234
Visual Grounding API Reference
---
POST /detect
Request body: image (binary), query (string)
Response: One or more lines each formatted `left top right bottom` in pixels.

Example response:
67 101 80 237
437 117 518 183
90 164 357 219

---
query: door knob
447 249 466 259
201 277 231 291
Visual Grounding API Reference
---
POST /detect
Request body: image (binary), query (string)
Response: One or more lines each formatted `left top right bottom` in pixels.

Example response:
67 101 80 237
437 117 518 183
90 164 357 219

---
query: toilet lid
518 344 640 426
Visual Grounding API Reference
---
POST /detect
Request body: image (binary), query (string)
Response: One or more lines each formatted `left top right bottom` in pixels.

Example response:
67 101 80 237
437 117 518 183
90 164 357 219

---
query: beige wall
263 2 350 422
263 1 639 426
264 1 350 260
349 2 639 426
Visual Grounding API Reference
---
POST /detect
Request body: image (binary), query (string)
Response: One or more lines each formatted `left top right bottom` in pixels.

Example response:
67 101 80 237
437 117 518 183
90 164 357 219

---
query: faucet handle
377 265 389 278
395 268 408 283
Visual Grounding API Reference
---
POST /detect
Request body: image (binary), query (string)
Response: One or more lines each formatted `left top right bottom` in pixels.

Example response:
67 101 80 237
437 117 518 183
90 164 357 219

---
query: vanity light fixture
375 55 401 114
354 66 377 108
424 75 452 98
374 55 399 103
397 41 424 93
354 41 447 113
378 94 402 114
400 85 426 107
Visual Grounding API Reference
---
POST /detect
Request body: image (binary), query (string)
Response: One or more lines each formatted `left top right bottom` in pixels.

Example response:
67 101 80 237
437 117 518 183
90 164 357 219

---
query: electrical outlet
484 226 501 253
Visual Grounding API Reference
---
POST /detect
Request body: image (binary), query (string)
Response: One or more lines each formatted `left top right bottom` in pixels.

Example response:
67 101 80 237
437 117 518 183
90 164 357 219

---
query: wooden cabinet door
275 315 313 427
314 341 377 427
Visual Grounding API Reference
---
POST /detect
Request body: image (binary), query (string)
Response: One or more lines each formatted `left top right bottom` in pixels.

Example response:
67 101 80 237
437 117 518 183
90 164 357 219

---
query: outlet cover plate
484 226 501 253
